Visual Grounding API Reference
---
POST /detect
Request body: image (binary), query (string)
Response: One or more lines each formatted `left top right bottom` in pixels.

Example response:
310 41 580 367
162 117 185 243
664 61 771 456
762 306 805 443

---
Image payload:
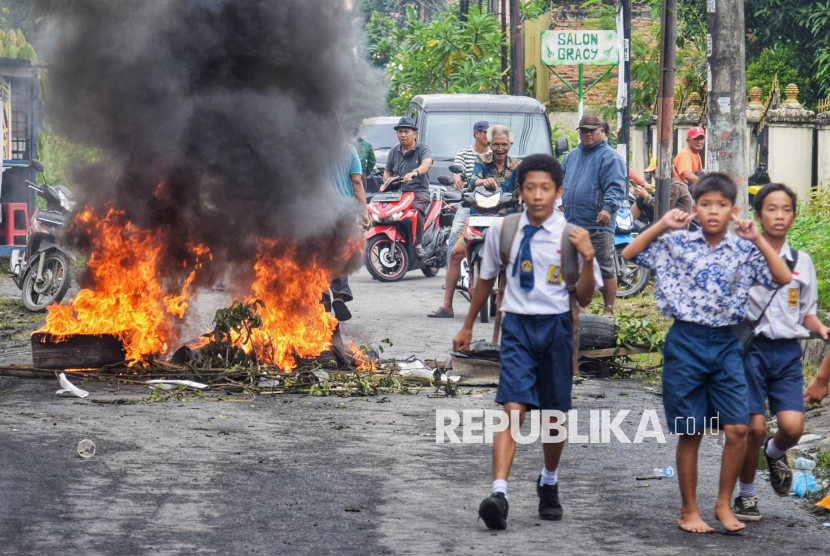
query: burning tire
22 252 72 312
365 236 408 282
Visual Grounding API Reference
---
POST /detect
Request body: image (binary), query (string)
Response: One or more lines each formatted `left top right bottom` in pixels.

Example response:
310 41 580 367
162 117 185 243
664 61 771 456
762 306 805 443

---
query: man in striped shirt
428 121 490 318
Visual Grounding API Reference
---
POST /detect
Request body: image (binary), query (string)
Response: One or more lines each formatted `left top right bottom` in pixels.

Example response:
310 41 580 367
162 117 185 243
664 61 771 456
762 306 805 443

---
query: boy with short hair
622 173 793 533
733 183 830 521
453 154 602 529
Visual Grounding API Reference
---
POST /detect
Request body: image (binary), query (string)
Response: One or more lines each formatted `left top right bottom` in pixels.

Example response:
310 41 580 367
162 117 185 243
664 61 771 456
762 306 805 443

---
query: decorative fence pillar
745 87 764 179
817 99 830 188
766 84 816 198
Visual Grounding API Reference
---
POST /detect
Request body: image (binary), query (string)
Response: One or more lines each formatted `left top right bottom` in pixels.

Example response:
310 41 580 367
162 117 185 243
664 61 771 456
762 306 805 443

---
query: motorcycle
613 202 650 297
8 159 77 312
364 148 450 282
453 163 518 323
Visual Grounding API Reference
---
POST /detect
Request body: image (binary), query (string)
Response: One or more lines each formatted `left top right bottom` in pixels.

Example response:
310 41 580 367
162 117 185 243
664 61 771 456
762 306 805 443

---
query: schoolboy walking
453 154 602 529
621 173 792 533
733 183 830 521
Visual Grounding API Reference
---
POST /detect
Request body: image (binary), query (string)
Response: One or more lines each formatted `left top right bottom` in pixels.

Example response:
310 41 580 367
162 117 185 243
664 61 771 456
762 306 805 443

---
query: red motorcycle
364 149 450 282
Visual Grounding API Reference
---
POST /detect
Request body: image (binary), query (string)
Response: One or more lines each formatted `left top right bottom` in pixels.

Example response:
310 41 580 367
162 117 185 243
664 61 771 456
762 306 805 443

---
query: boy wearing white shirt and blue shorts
453 154 602 530
733 183 830 521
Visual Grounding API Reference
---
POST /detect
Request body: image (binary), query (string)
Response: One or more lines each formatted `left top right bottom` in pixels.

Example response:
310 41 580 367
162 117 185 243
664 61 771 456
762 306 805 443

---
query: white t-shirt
479 211 603 315
747 242 817 340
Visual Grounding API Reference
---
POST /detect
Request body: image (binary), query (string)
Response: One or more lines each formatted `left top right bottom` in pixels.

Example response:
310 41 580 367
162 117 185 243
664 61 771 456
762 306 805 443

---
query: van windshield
360 122 398 149
422 112 551 160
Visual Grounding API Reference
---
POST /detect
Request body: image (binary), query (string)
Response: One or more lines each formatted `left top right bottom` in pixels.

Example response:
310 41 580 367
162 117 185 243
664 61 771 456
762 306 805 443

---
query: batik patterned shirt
631 230 776 327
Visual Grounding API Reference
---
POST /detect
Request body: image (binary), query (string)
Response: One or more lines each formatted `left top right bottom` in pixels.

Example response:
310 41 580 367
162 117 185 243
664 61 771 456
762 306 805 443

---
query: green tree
377 6 507 113
746 45 814 108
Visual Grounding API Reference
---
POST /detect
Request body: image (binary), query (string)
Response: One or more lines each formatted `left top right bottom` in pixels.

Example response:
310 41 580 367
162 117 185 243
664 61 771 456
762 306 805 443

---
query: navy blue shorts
496 312 573 411
744 336 805 415
662 321 749 434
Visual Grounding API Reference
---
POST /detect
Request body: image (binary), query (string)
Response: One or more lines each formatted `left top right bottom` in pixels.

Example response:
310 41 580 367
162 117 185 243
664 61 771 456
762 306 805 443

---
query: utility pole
707 0 749 216
616 0 632 189
655 0 676 219
501 0 508 92
509 0 524 95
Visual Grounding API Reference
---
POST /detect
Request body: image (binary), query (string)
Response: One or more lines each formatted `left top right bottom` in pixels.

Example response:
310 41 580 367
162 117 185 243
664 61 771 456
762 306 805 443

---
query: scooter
455 164 518 323
364 149 450 282
8 159 77 312
613 202 650 297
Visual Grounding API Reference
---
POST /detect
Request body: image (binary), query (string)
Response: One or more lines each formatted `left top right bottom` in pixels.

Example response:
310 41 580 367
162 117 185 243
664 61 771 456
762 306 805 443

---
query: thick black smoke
44 0 378 291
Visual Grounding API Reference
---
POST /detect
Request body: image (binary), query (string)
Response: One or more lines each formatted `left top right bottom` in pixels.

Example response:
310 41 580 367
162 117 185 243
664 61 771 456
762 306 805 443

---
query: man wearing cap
384 117 434 257
674 127 705 184
561 114 626 316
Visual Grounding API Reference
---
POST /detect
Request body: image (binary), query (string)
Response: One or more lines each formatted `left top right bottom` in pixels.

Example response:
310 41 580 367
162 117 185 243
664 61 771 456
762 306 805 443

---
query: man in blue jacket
561 114 626 315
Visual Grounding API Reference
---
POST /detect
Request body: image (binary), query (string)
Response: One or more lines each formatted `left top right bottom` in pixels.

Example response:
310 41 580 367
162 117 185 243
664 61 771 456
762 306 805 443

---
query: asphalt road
0 269 829 555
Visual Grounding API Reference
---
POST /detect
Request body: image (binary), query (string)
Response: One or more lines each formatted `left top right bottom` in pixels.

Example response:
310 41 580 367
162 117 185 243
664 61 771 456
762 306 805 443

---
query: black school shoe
536 476 564 520
733 495 761 522
764 437 793 497
478 492 509 530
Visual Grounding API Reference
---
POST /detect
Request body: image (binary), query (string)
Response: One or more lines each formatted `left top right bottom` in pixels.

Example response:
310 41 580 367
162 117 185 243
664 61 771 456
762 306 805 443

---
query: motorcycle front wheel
365 236 409 282
472 259 489 323
615 245 649 298
22 252 73 312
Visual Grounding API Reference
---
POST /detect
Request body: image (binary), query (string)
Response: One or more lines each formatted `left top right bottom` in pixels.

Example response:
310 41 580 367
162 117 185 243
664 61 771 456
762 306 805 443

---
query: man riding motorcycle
428 124 519 318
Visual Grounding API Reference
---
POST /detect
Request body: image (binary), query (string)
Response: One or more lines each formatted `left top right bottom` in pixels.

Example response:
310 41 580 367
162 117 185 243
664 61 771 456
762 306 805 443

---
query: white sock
765 438 787 460
737 480 756 498
492 479 508 499
540 466 558 486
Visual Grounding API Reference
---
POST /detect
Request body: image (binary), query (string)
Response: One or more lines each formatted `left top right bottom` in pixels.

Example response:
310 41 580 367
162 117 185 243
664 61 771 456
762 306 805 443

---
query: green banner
541 30 619 66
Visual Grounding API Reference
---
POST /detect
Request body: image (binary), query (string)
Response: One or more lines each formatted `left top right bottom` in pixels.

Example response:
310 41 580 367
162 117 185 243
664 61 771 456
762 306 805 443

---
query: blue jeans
446 207 469 267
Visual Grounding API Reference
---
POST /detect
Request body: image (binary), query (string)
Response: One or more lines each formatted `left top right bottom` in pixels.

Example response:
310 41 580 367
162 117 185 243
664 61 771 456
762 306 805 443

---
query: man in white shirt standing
734 183 830 522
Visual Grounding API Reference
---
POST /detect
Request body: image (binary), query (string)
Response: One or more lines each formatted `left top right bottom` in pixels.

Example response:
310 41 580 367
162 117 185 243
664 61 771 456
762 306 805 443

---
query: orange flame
36 207 208 364
349 339 377 371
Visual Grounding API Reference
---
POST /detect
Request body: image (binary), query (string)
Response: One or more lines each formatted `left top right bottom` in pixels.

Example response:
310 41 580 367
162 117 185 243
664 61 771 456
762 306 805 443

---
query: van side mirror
555 137 569 158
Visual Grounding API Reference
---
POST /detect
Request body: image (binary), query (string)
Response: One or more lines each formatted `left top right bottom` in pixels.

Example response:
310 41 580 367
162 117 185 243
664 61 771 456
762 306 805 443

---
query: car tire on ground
578 313 616 349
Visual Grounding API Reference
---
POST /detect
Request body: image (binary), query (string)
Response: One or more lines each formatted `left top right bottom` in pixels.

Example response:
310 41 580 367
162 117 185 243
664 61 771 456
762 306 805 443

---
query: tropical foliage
368 5 507 113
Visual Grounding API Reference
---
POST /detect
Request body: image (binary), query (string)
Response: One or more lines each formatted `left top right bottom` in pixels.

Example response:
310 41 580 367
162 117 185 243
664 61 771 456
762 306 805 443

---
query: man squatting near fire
732 183 830 522
623 173 793 533
453 154 603 529
324 143 369 322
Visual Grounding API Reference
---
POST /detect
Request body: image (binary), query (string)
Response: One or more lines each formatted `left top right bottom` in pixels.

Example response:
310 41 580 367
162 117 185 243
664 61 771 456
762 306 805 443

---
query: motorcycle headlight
386 212 402 222
371 213 381 222
475 192 500 209
57 189 75 212
616 214 632 228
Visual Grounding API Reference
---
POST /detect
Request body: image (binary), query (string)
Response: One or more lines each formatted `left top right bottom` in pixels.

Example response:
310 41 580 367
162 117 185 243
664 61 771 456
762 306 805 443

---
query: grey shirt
386 142 433 193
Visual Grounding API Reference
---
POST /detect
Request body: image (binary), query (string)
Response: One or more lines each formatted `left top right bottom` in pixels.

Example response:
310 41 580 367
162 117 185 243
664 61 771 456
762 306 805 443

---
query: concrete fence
627 82 830 198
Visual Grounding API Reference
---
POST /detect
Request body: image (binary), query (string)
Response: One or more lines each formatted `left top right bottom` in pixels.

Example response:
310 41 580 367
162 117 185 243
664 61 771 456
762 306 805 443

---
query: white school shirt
479 211 603 315
747 241 817 340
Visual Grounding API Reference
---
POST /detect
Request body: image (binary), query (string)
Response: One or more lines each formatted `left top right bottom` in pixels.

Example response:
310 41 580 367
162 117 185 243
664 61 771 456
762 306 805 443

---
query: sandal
427 307 454 319
415 246 427 258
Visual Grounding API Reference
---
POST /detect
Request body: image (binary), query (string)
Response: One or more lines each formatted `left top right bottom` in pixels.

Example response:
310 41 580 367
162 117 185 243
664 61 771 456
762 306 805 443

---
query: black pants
635 197 655 224
321 276 353 311
410 192 431 245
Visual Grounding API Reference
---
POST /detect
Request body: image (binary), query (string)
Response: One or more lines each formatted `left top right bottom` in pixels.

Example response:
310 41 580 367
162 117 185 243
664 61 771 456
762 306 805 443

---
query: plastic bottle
792 470 818 497
653 467 675 478
794 457 817 470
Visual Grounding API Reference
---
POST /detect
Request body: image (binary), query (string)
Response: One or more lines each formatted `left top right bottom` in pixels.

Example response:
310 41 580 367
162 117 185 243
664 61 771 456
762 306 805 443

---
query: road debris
56 373 89 398
77 439 95 458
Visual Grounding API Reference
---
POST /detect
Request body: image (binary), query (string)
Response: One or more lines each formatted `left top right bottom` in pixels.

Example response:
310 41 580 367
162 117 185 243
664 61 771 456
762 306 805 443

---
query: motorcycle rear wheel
365 237 409 282
615 245 649 298
22 252 73 312
421 265 440 277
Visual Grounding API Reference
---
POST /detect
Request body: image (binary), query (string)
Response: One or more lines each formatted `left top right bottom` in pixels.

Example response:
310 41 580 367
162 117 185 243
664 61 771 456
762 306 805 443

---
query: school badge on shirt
788 287 799 307
547 265 562 286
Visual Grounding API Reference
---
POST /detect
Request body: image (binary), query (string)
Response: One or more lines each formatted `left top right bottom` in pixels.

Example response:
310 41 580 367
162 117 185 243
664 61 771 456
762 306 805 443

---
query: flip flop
332 299 352 322
427 307 454 318
415 247 427 258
